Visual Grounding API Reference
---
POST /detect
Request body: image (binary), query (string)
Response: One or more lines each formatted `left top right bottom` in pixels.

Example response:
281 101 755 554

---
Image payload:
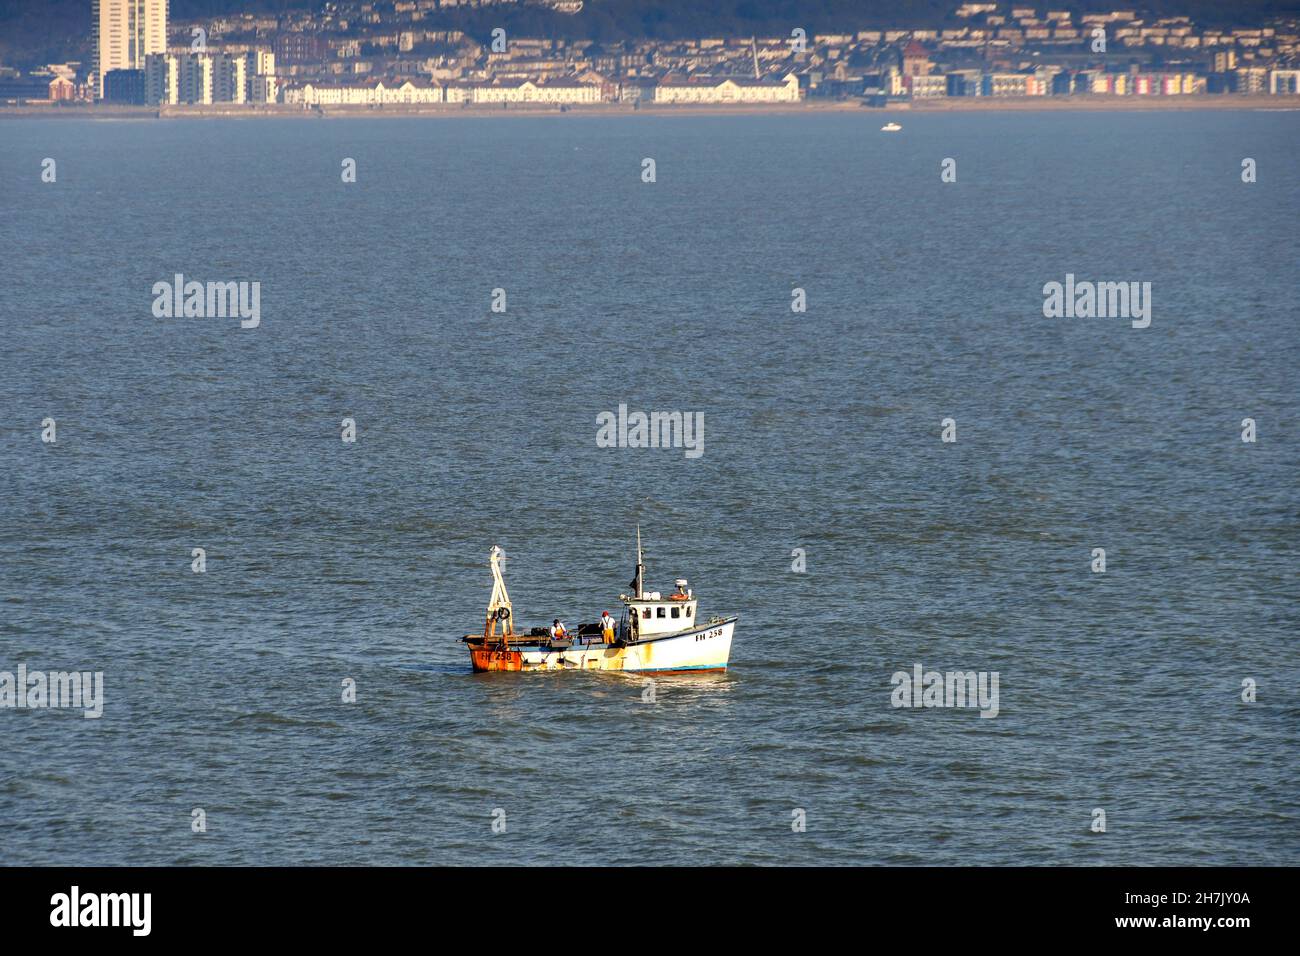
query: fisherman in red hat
600 611 616 645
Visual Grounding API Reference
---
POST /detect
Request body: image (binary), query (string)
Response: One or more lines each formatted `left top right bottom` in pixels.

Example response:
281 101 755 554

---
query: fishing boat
462 530 737 674
881 121 902 132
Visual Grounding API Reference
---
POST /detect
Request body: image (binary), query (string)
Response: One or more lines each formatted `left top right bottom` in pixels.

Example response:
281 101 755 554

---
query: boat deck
463 634 619 651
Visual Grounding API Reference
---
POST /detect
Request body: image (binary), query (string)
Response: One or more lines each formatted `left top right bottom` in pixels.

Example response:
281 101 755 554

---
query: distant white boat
881 122 902 132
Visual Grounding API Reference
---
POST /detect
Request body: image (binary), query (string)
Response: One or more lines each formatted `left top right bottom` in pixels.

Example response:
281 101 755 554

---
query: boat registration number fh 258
695 628 724 642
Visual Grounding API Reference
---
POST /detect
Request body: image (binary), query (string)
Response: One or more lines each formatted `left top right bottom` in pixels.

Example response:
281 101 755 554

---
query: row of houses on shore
18 61 1300 107
900 68 1300 97
885 38 1300 98
277 66 1300 107
281 72 802 106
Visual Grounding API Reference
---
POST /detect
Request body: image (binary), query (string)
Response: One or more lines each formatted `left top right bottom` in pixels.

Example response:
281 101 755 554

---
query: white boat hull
511 618 736 673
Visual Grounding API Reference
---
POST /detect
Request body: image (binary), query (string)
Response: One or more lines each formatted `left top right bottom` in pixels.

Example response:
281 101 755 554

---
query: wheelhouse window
657 607 666 618
685 606 693 617
671 607 680 618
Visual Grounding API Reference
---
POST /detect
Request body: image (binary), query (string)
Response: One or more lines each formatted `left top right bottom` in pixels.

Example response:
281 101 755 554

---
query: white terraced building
653 73 800 104
283 78 601 106
471 79 601 104
283 79 444 105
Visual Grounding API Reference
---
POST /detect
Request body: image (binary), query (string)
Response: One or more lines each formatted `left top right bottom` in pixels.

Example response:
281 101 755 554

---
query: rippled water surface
1 111 1297 865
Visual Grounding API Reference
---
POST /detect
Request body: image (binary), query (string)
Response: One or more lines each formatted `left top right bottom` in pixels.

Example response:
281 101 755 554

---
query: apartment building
92 0 168 99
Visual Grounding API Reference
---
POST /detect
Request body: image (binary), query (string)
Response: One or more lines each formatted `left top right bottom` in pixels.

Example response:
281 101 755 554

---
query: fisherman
551 619 568 643
600 611 616 645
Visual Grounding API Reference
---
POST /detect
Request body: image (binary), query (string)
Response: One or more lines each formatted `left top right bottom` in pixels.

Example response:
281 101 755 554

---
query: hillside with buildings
2 1 1298 108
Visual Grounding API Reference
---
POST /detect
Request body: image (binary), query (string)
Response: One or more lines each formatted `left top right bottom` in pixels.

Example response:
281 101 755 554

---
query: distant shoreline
3 96 1299 119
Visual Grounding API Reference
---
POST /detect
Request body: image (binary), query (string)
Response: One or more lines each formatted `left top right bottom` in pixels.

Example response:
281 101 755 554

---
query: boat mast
484 545 514 641
634 525 645 599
